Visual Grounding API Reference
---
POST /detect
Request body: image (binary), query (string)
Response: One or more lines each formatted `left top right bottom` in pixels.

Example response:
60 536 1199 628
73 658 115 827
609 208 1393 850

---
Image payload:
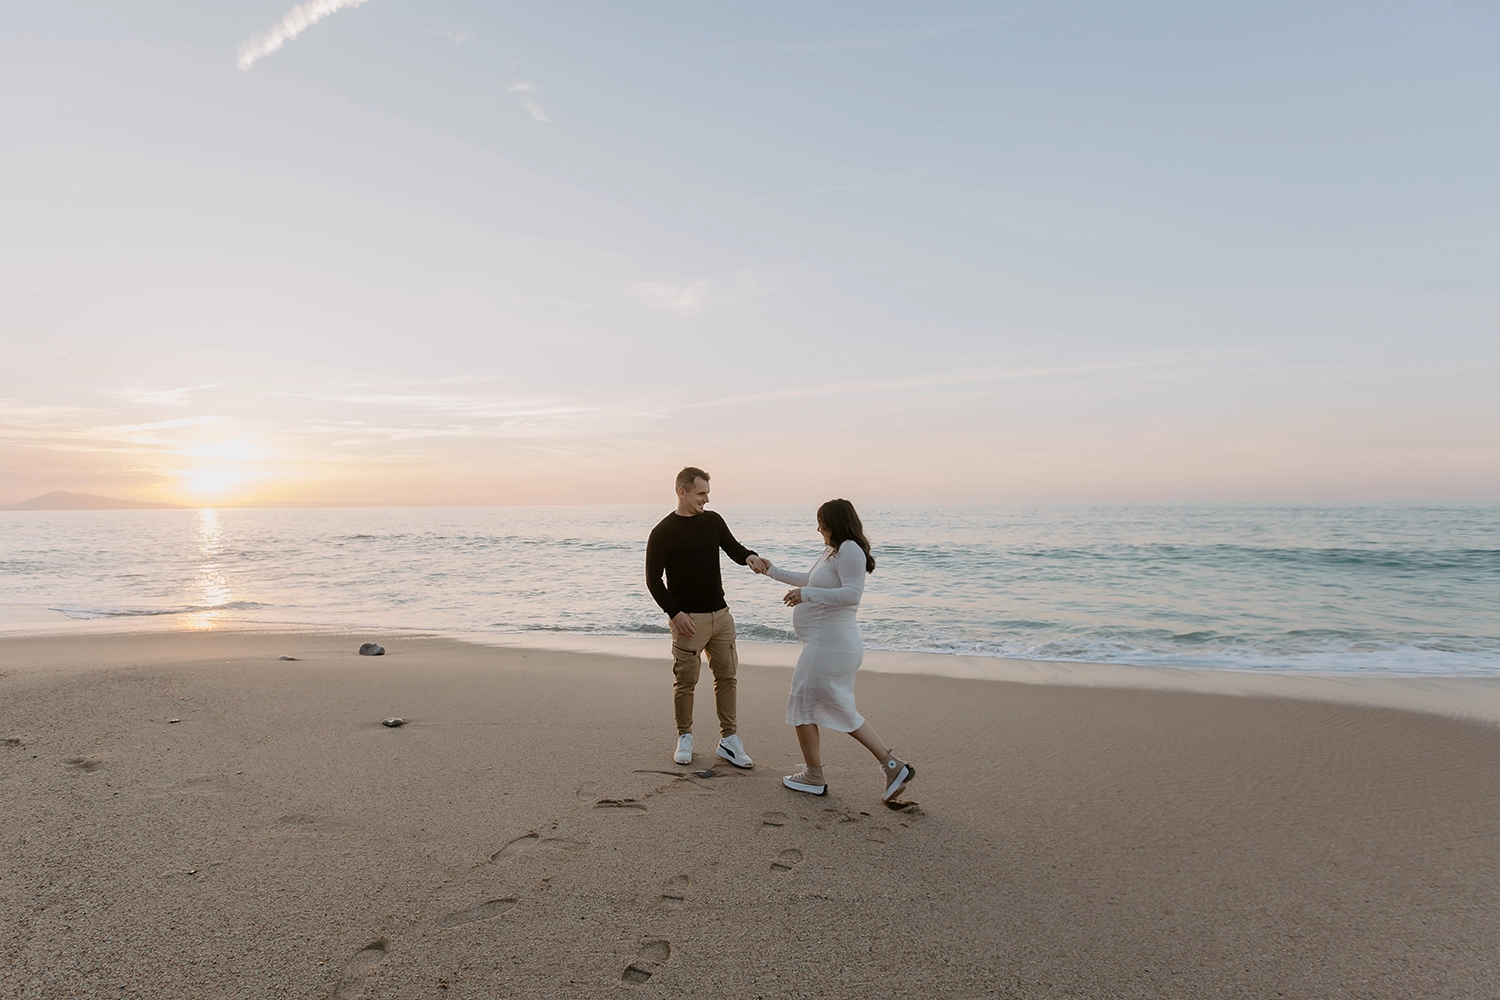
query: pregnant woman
760 499 914 801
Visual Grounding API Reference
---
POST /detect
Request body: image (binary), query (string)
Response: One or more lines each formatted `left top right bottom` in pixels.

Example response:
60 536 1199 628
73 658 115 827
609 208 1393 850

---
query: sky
1 1 1496 507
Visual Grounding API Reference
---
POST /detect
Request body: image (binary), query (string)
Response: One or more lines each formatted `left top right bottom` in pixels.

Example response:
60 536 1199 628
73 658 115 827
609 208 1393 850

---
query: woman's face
818 520 833 546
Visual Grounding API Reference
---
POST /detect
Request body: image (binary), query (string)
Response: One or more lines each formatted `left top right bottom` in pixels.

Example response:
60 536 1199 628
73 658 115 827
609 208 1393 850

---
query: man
646 466 768 768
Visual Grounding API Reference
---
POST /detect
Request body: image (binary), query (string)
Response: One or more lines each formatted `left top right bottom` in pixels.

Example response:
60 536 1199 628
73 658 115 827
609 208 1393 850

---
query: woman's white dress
768 539 868 732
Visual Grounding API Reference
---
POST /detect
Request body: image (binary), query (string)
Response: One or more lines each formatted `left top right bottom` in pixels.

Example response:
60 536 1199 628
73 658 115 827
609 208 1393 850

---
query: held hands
746 555 770 574
782 588 803 607
670 611 696 638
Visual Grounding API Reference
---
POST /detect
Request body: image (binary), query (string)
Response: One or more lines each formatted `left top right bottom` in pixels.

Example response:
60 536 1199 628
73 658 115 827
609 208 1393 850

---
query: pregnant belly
792 605 861 646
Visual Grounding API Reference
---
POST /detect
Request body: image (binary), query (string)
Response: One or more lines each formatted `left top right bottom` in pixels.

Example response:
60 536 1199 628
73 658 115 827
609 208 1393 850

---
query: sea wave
50 601 272 619
5 503 1497 677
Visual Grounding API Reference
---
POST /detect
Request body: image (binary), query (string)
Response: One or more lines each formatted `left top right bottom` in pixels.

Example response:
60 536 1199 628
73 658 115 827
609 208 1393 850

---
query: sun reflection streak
186 508 231 630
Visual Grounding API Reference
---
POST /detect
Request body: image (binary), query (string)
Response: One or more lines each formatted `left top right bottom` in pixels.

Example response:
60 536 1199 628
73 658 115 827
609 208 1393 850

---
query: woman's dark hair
817 498 875 574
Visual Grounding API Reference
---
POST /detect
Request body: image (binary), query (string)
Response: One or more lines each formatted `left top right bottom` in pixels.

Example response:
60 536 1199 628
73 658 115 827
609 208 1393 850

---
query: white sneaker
673 733 693 765
717 733 753 769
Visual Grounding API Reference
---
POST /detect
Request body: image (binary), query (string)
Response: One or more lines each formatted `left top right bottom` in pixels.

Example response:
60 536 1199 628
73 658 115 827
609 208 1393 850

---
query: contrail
237 0 372 71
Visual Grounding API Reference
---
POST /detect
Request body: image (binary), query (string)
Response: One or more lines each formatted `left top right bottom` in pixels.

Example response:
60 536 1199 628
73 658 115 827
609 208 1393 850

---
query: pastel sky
2 1 1496 506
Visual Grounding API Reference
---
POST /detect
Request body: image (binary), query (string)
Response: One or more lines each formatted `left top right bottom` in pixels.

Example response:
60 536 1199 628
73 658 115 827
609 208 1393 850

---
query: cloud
508 80 549 122
630 272 761 315
675 361 1174 410
237 0 373 72
112 384 218 408
284 391 585 420
107 415 230 434
632 280 709 314
431 23 473 46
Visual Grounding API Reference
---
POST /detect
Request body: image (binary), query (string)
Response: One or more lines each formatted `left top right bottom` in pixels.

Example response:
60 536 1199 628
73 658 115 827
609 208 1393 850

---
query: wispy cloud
508 80 549 122
333 396 579 419
106 415 230 434
0 400 103 425
112 384 218 408
431 23 473 46
280 390 591 422
0 409 231 456
630 272 762 315
632 280 709 314
237 0 373 72
676 361 1169 410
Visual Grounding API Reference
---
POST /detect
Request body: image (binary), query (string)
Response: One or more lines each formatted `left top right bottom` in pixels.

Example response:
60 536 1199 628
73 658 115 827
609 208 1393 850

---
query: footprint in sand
621 938 672 984
488 832 540 863
865 826 892 844
331 937 387 998
484 832 590 866
537 837 588 858
655 874 691 911
576 781 598 801
770 848 803 872
64 756 103 773
759 810 789 834
814 807 865 829
438 897 518 929
594 797 648 812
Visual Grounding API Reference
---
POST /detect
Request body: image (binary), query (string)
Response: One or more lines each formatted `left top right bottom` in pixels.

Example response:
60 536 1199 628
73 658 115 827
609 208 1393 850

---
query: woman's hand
782 588 803 607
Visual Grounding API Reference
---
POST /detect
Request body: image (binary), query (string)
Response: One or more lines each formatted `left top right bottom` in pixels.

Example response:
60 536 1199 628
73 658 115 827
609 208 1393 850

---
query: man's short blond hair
675 466 710 491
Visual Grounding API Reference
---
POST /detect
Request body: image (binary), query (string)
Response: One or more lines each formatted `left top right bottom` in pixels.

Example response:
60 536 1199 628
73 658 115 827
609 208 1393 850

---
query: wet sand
2 629 1498 998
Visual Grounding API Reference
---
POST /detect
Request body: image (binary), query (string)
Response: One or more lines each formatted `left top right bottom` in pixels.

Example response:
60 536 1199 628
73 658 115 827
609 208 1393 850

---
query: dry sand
2 629 1498 999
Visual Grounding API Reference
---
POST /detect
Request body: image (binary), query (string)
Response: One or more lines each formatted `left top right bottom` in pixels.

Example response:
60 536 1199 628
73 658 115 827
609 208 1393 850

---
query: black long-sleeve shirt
645 510 756 619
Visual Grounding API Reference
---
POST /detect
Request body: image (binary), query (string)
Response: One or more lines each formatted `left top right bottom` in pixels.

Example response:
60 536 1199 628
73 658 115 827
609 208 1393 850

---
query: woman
757 499 914 801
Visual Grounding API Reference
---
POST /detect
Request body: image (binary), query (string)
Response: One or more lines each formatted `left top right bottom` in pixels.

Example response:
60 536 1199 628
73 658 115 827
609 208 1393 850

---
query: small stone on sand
278 655 298 661
382 718 404 728
358 643 385 656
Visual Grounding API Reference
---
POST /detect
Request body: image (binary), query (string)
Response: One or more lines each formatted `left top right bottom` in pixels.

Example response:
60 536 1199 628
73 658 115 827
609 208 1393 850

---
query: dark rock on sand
278 655 299 661
381 718 404 728
358 643 385 656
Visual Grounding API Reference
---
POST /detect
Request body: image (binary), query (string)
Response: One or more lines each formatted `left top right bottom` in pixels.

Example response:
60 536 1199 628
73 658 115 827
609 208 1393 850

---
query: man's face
678 478 710 514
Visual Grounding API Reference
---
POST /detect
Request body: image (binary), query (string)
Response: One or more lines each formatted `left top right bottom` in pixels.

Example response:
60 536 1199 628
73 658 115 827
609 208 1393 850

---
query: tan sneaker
880 754 914 801
783 765 826 796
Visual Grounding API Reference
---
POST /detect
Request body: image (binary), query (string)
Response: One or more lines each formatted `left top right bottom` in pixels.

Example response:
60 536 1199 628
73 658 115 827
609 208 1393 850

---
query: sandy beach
3 630 1498 999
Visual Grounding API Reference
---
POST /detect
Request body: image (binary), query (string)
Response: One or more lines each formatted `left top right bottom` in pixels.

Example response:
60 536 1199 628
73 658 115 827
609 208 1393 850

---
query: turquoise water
1 504 1497 676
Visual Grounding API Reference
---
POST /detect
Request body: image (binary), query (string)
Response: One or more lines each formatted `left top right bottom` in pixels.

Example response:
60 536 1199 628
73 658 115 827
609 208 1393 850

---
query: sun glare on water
185 507 232 630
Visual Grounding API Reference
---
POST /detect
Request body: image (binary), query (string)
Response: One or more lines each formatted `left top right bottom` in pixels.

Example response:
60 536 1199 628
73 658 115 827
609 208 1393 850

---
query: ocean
1 503 1497 676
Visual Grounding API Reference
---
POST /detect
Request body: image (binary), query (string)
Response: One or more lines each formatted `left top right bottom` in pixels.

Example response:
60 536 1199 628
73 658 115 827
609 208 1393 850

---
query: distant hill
1 490 187 511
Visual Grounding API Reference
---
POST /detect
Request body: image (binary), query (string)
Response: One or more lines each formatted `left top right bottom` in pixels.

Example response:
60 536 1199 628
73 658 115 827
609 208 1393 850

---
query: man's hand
671 612 696 637
746 555 770 574
783 588 803 607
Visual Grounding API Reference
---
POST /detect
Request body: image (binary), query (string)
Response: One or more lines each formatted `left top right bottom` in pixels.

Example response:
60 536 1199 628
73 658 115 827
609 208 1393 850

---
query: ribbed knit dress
766 539 868 732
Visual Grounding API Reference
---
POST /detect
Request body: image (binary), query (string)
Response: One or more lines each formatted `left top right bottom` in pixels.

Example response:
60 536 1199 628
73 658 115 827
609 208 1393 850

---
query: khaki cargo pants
671 609 738 738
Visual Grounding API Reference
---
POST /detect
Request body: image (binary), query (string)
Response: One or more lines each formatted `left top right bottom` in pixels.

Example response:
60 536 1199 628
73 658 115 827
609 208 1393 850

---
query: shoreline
2 613 1498 727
